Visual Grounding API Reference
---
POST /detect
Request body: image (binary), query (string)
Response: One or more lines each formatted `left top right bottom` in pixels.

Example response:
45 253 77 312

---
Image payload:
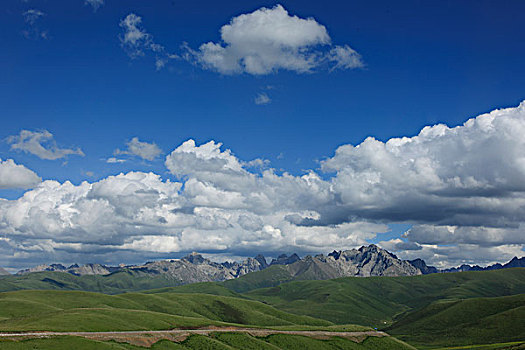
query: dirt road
0 327 388 347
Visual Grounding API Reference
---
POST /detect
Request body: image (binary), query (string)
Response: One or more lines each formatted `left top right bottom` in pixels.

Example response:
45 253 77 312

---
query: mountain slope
242 268 525 327
0 289 331 332
387 294 525 348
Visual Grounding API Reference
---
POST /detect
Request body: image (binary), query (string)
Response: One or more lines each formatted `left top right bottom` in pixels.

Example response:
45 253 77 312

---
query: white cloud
114 137 162 161
328 45 365 70
186 5 363 75
106 157 126 164
320 100 525 228
0 167 380 268
0 159 41 189
7 130 84 160
254 92 271 105
379 239 524 269
22 9 48 40
2 101 525 268
119 13 177 69
85 0 104 12
403 225 525 247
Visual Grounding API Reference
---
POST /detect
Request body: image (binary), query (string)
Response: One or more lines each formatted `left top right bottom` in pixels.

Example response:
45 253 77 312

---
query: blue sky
0 0 524 270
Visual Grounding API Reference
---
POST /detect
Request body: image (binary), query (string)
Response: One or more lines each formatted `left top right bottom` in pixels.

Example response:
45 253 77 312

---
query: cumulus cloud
85 0 104 12
7 130 84 160
320 100 525 229
254 92 271 105
2 101 525 268
0 168 383 268
114 137 162 161
403 225 525 247
379 238 524 269
119 13 177 70
0 159 41 189
185 5 363 75
22 9 48 40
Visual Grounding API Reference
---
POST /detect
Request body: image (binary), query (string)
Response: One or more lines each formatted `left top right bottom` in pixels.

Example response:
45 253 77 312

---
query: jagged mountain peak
183 252 207 264
270 253 300 266
505 256 525 268
254 254 268 268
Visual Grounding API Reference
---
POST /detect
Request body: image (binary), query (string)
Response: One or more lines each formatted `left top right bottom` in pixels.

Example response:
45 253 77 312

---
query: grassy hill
234 268 525 326
0 289 414 349
223 265 296 293
386 294 525 348
0 270 181 294
1 267 524 348
0 289 331 332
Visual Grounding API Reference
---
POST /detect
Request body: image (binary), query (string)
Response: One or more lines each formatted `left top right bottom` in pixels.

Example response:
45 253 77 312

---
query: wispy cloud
114 137 162 161
85 0 104 12
106 157 126 164
22 9 48 40
119 13 177 70
7 130 84 160
254 92 271 105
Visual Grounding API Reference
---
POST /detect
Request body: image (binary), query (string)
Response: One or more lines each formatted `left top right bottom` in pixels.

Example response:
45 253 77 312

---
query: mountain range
5 244 524 286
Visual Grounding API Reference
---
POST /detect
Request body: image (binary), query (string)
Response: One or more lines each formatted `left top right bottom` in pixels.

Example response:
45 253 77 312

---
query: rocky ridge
13 245 525 285
440 256 525 273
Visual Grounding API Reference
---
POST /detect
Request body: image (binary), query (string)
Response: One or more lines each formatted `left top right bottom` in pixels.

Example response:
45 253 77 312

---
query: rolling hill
0 289 414 349
386 294 525 348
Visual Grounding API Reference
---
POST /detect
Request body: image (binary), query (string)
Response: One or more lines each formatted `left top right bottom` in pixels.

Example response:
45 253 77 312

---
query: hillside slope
387 294 525 348
0 290 330 332
241 268 525 326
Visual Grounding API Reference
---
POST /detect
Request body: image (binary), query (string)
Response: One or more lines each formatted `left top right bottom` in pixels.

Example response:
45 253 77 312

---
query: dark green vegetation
387 294 525 349
0 270 182 294
238 268 525 326
1 268 524 349
0 290 330 331
180 268 525 349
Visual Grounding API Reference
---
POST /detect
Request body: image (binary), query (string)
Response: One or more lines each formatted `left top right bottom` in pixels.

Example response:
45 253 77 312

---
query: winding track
0 328 388 338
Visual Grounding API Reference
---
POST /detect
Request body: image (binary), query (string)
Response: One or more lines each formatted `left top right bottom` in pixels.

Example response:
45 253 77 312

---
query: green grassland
236 268 525 326
0 270 181 294
386 294 525 348
1 268 524 349
0 290 331 332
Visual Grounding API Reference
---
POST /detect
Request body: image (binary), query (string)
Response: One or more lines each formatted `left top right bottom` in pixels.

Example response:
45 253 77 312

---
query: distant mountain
131 252 268 284
0 267 10 276
439 256 525 273
12 245 525 288
408 258 438 274
270 253 301 266
17 263 119 276
285 244 422 281
16 251 268 284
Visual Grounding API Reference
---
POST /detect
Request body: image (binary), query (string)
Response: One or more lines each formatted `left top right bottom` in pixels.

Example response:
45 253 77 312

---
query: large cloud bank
1 102 525 268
